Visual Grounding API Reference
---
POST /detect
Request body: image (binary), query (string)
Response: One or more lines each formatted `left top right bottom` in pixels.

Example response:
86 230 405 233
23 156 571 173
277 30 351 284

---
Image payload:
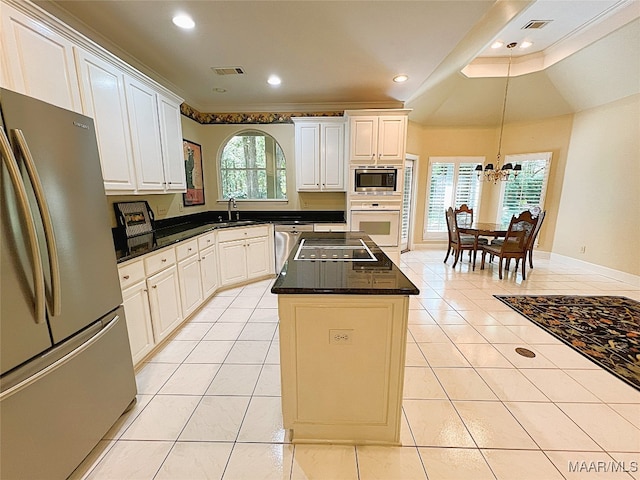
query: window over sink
219 130 287 200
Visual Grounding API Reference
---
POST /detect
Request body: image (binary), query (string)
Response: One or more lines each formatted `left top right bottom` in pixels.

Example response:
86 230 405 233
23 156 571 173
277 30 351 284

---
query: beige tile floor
72 249 640 480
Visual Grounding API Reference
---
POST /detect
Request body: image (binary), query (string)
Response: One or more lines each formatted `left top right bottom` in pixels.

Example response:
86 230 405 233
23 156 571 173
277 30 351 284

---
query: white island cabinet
272 232 419 445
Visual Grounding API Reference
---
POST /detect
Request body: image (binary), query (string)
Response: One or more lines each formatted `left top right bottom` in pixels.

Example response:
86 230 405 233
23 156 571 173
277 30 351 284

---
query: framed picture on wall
183 139 205 206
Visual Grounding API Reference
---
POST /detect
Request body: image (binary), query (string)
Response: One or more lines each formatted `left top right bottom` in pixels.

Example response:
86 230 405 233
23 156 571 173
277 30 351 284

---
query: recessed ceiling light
520 41 533 49
393 74 409 83
267 75 281 86
172 14 195 29
212 87 227 93
491 41 504 49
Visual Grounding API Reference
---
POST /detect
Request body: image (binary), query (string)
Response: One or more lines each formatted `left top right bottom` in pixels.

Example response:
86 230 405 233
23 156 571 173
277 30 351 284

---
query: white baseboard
549 253 640 286
407 244 638 286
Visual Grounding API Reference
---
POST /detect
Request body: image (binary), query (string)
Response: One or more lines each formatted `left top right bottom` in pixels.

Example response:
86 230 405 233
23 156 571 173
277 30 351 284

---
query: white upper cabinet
346 111 408 165
125 75 165 192
0 2 82 112
1 0 185 195
293 117 345 191
75 48 136 193
158 95 187 192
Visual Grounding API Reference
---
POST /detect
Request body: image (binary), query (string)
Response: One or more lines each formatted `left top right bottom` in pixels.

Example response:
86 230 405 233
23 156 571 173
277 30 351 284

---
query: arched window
219 130 287 200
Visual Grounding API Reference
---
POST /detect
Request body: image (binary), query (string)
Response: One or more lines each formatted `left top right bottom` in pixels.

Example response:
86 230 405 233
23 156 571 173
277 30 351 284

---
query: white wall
552 94 640 276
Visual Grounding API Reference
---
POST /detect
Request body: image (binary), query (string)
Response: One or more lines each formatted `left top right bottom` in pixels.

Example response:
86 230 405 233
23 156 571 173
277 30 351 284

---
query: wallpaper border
180 103 344 125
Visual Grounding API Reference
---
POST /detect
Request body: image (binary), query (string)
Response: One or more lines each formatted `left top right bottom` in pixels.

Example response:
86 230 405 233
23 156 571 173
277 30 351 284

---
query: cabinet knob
143 289 148 293
161 258 167 263
188 248 192 251
123 275 130 280
152 285 157 289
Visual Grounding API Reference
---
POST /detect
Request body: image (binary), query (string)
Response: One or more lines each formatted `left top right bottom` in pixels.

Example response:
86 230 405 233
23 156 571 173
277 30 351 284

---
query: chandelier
476 42 522 183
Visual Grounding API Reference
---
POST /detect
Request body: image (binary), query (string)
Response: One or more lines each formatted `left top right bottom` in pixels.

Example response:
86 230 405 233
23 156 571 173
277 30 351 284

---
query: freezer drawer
0 307 136 480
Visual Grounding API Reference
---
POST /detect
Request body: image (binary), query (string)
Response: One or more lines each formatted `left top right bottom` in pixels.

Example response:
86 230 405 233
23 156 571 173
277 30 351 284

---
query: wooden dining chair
454 204 474 226
527 210 546 269
480 211 537 279
490 209 546 270
444 207 486 270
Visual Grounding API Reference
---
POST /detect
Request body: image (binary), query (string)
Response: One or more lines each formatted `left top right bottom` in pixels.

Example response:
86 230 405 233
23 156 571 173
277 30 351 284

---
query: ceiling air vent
212 66 245 76
522 19 552 30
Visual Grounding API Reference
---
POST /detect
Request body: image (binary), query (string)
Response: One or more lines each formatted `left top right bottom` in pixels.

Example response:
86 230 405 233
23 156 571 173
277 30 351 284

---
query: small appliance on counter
114 201 155 238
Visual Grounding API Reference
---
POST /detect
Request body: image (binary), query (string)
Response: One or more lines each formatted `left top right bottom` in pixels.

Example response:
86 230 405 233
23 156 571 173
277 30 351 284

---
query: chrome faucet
227 197 237 221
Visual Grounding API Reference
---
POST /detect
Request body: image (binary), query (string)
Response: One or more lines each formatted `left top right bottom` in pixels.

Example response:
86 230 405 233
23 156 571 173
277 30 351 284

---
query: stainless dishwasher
274 223 314 273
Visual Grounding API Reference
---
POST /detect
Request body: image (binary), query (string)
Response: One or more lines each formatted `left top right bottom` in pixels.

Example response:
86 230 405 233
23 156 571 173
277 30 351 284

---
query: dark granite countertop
114 220 268 263
271 232 419 295
113 210 346 263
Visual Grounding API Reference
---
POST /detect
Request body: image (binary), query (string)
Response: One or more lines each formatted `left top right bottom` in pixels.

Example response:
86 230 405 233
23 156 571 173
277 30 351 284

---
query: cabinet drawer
117 259 145 289
144 247 176 275
314 223 348 232
197 231 216 250
176 239 198 261
217 225 270 243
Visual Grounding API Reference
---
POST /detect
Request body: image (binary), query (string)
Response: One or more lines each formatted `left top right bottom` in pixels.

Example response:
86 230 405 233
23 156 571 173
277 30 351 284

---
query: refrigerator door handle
0 128 46 324
12 129 61 317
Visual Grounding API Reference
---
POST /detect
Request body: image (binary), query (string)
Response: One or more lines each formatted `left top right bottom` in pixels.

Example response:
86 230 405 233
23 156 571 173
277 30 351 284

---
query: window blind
498 154 551 224
425 159 482 236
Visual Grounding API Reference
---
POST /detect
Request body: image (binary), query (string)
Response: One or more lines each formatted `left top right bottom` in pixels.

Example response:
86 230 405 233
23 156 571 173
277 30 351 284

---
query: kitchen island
271 232 419 445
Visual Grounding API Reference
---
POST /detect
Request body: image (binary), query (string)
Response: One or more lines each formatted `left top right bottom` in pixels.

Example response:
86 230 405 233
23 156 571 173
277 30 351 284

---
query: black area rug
494 295 640 391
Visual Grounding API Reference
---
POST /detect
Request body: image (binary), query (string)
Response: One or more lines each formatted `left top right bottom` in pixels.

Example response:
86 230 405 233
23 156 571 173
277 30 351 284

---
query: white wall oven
350 203 401 247
353 167 398 194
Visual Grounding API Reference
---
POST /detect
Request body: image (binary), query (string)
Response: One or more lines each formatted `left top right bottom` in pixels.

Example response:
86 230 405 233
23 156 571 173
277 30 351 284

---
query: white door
125 75 165 191
75 48 136 193
349 116 378 163
295 122 320 191
177 254 204 318
218 239 248 286
199 245 219 298
246 236 271 279
121 280 154 365
377 116 406 162
0 3 82 112
320 122 345 190
400 156 416 252
147 266 182 342
158 95 187 192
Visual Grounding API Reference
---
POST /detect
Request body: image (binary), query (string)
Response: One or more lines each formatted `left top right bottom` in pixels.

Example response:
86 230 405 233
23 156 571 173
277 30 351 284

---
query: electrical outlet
329 329 353 345
158 206 168 216
579 245 586 254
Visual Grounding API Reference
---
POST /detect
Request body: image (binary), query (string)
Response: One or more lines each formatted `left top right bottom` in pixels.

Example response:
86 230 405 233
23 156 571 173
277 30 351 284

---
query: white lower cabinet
200 245 219 298
177 253 204 318
117 224 273 366
247 236 271 279
218 225 273 287
219 239 248 286
121 280 154 365
147 265 183 343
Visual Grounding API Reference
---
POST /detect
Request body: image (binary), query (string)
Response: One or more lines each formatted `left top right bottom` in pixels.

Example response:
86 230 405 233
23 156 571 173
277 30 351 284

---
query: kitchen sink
209 220 257 228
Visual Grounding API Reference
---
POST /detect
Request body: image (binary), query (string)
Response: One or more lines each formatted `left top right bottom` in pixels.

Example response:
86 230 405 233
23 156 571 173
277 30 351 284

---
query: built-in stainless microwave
354 167 398 193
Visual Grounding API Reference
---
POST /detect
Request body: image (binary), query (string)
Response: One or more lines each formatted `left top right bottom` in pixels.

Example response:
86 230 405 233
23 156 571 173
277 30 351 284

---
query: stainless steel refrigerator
0 89 137 479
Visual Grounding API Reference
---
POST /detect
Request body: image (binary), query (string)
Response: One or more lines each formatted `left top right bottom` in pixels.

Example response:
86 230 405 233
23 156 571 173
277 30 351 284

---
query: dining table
458 222 509 239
